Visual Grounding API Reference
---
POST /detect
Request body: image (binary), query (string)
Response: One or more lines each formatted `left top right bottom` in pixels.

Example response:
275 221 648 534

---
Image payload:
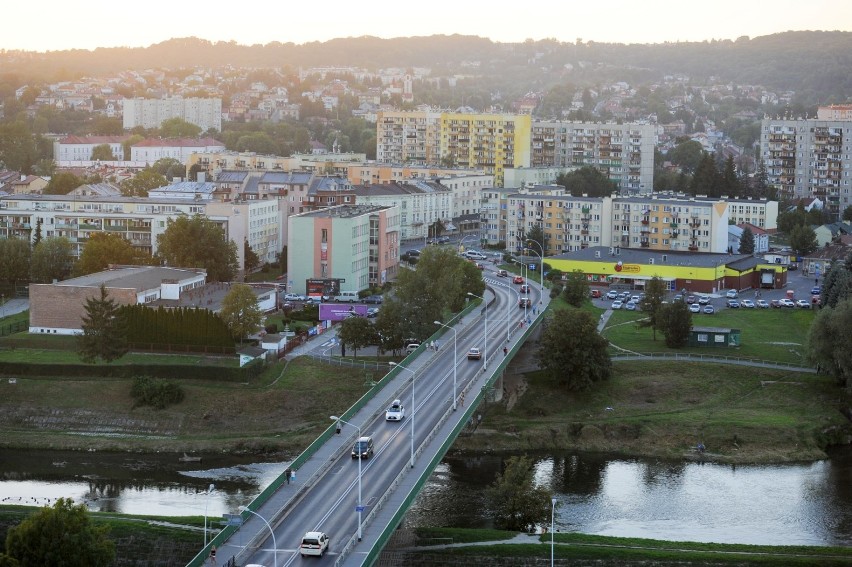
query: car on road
513 275 525 285
703 305 715 314
366 307 380 318
385 399 405 421
475 262 485 270
727 299 740 308
590 289 602 298
305 296 327 304
756 299 769 309
796 299 811 308
518 297 532 308
625 301 637 311
689 303 701 313
611 300 624 310
467 347 482 360
519 284 531 294
740 299 755 308
404 343 421 354
283 292 305 301
811 286 822 295
496 269 509 277
300 531 330 558
463 250 487 260
726 289 739 298
780 298 796 308
686 295 697 304
606 290 619 300
697 295 710 305
362 294 383 304
351 436 374 459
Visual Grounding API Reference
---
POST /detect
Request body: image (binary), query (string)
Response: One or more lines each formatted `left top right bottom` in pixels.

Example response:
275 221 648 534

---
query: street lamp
204 483 215 547
524 247 544 307
526 238 545 303
238 505 278 567
434 321 458 410
389 362 417 467
467 292 488 370
551 497 557 566
330 416 363 541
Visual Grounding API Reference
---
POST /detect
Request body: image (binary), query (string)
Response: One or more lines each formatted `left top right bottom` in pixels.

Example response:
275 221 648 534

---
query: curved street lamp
330 416 363 541
238 505 278 567
551 497 558 566
204 483 215 547
526 238 545 303
389 362 417 467
434 321 458 410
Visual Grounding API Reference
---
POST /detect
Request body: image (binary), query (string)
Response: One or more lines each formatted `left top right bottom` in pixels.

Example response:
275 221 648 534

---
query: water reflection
404 451 852 547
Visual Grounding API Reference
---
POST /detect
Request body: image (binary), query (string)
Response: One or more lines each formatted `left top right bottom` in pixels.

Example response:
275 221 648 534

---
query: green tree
151 158 186 180
561 270 588 307
484 455 553 532
790 224 818 257
30 237 73 283
0 239 31 285
555 166 618 198
337 314 376 357
806 298 852 392
537 308 611 391
638 276 667 340
659 301 692 348
44 172 84 195
120 168 167 197
0 121 38 173
667 140 704 174
158 117 202 138
821 263 852 309
721 155 740 197
77 284 128 363
843 206 852 223
122 134 144 160
156 215 238 282
5 498 114 567
739 227 755 254
524 225 547 255
689 152 722 197
90 143 115 161
244 240 260 274
219 283 263 341
373 297 408 354
73 232 148 277
32 218 43 247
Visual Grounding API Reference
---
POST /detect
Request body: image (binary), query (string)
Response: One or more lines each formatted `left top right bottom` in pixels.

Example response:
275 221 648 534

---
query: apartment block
287 205 400 294
54 135 132 162
760 119 852 218
351 182 452 241
530 121 656 193
130 138 225 166
123 97 222 132
188 150 367 177
376 110 443 165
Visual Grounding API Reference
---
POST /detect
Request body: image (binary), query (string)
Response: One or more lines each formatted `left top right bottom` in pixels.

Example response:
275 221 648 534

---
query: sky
6 0 851 53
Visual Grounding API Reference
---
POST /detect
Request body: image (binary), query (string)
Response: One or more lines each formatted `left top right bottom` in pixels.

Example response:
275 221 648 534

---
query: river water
1 448 850 547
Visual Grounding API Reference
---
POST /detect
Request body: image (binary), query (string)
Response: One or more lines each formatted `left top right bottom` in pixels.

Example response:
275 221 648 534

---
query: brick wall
29 284 138 333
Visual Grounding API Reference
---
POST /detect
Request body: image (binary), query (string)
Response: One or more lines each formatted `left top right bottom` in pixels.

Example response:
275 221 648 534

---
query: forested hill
2 31 850 103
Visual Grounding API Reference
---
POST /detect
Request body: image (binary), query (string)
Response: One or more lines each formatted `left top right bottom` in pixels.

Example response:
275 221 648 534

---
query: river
1 448 849 547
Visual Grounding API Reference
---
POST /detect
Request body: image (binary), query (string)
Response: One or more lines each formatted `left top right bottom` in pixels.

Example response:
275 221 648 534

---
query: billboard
320 303 368 321
306 278 343 298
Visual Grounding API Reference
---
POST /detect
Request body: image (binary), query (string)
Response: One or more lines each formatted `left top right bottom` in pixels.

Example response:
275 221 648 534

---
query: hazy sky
7 0 851 52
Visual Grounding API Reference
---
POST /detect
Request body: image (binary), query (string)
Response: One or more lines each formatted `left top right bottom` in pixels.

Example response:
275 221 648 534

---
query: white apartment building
350 182 452 241
760 118 852 219
131 138 226 166
54 135 132 162
123 97 222 132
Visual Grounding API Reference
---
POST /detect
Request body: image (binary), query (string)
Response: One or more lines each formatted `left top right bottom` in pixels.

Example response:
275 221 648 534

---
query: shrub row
0 359 264 382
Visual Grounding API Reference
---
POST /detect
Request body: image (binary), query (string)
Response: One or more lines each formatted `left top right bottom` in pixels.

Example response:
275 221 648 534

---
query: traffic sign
355 505 365 512
223 513 243 526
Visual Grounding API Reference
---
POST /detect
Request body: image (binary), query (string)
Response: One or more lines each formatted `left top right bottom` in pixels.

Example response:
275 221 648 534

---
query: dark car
362 295 383 304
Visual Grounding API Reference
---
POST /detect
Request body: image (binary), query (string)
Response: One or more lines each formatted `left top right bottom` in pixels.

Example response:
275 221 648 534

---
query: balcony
689 245 699 252
640 241 650 248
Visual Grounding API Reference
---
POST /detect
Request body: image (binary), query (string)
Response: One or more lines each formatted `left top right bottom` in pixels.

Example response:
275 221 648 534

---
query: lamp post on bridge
389 362 417 467
467 292 488 370
526 238 545 303
238 505 278 567
434 320 458 410
330 416 364 541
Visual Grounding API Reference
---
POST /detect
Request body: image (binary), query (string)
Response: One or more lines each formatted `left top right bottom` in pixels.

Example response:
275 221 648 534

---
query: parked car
611 300 624 310
513 275 525 285
796 299 811 308
727 299 740 308
811 286 822 296
756 299 770 309
703 305 715 314
686 295 697 304
404 343 421 354
726 289 739 298
673 294 683 302
697 295 710 305
385 399 405 421
467 347 482 360
770 299 782 308
366 307 380 318
689 303 701 313
606 290 619 300
300 531 330 558
362 295 383 304
740 299 755 308
590 289 602 298
780 298 796 308
630 295 641 304
283 292 305 302
625 301 637 311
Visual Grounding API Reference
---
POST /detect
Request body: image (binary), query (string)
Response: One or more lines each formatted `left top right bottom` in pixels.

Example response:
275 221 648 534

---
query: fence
0 321 26 338
611 352 816 372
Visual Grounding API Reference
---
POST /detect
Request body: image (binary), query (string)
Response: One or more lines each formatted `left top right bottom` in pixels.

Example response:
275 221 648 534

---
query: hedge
0 359 264 382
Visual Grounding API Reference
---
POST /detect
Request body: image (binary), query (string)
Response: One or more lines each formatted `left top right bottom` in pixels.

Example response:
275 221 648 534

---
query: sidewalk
0 298 29 318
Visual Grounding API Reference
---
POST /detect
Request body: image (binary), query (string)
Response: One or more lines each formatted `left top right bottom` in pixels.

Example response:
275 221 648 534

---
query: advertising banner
320 303 368 321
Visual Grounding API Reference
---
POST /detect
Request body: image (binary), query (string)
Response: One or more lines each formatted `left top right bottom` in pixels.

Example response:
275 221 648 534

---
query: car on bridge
300 531 329 558
352 436 374 459
385 399 405 421
496 269 509 277
518 297 531 308
513 275 525 284
467 347 482 360
519 284 531 294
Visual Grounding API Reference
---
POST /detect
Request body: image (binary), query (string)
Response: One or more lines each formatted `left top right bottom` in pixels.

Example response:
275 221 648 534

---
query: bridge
186 266 549 567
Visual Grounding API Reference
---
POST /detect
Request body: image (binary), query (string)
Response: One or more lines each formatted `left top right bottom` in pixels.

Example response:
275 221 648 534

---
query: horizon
5 0 851 53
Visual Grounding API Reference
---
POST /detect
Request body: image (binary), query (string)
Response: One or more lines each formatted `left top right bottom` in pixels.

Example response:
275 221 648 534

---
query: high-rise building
123 97 222 132
760 118 852 218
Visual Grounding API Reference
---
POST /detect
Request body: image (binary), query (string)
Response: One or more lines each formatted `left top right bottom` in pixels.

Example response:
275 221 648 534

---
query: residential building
350 182 452 241
814 221 852 247
760 118 852 218
131 138 225 166
54 135 132 162
728 223 770 254
287 204 400 295
5 175 48 195
503 166 577 189
530 121 656 193
123 97 222 131
346 163 483 186
723 197 779 230
376 109 443 165
187 150 367 177
817 105 852 121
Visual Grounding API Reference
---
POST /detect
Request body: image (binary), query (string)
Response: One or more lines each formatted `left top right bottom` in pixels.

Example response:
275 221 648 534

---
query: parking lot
591 269 823 314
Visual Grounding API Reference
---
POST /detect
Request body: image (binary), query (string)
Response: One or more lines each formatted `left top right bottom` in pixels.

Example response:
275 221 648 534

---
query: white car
606 290 619 300
756 299 769 309
725 289 738 298
283 292 305 301
611 300 623 310
300 531 330 558
740 299 755 308
795 299 811 308
689 303 701 313
385 399 405 421
698 295 711 305
779 298 795 308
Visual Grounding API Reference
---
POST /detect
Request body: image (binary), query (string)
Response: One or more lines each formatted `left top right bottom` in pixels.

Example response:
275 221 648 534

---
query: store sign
614 262 641 274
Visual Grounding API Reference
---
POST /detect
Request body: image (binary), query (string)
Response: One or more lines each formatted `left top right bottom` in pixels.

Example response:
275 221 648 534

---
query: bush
550 284 563 298
264 323 278 334
130 376 185 409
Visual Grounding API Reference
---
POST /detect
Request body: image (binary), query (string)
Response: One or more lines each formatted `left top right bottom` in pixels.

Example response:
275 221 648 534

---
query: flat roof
297 204 390 218
551 246 747 268
56 266 205 291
